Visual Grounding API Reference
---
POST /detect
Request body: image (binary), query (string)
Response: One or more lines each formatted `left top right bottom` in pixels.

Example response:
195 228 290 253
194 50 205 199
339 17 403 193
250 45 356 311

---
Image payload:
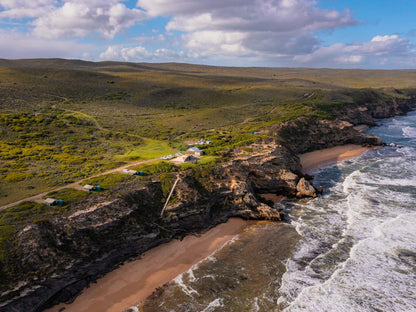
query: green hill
1 59 416 205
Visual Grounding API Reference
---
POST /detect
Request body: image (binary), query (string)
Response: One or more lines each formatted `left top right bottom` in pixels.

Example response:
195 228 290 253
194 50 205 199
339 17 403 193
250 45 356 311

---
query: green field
1 59 416 206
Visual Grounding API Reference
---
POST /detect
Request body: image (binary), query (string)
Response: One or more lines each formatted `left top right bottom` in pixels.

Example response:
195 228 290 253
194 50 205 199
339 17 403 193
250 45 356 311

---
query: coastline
46 218 250 312
46 144 371 312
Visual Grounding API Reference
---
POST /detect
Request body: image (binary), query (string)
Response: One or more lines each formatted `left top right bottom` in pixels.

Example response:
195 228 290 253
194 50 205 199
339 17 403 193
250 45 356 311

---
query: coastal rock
272 116 383 154
296 177 317 197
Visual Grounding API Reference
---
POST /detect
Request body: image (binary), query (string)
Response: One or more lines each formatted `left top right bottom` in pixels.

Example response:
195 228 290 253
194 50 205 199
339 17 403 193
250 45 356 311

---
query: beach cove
47 144 370 312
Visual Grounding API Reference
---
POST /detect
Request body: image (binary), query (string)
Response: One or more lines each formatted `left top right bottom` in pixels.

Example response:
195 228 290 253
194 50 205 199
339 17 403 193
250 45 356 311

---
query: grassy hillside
1 59 416 205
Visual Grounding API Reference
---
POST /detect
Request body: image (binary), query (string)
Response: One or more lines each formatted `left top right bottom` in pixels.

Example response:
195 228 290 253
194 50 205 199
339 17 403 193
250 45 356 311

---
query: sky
0 0 415 68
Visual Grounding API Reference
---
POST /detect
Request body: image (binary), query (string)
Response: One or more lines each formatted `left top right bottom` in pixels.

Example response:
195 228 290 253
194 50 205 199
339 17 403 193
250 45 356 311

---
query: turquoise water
142 111 416 312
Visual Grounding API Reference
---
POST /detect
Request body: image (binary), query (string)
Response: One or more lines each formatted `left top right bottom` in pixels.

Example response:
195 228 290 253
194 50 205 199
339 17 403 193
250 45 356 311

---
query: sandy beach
47 144 369 312
300 144 369 173
47 218 249 312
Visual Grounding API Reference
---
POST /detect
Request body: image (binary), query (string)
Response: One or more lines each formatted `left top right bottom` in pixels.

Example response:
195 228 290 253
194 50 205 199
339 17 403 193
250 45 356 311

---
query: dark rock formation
272 117 383 154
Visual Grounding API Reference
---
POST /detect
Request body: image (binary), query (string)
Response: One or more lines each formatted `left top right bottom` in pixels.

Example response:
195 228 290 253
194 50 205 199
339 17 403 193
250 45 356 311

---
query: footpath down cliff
1 94 415 312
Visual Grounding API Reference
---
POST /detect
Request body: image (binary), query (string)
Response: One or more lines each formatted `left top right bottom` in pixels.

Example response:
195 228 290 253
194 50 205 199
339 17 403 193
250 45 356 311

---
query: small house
45 198 63 207
171 155 198 164
160 154 175 160
83 184 95 191
186 146 203 157
123 169 138 175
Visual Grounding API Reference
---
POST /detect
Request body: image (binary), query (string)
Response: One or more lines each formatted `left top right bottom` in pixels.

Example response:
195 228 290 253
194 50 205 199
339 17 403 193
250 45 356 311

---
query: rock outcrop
296 177 317 197
272 117 383 154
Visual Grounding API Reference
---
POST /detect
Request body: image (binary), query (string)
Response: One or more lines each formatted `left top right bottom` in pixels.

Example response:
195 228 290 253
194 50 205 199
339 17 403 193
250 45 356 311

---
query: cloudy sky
0 0 415 68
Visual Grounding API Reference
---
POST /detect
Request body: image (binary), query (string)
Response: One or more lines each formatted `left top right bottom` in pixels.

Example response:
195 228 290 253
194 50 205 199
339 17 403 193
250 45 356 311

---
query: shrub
4 172 32 182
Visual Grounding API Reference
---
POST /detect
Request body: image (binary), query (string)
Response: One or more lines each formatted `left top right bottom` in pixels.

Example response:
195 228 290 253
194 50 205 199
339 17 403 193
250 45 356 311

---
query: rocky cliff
0 143 314 312
1 94 415 312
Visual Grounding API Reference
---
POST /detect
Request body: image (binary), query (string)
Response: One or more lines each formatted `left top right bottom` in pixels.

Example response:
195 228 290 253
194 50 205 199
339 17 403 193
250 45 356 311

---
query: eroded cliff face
2 95 415 312
272 93 416 154
1 144 318 312
272 117 383 154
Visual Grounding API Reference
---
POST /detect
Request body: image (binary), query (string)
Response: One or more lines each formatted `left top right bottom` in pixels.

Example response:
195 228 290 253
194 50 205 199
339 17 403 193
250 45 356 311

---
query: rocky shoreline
1 95 415 312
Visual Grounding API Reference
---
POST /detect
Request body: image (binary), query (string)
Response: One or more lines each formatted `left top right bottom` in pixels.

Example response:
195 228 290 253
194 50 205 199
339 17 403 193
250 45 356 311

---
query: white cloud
294 35 414 68
0 29 95 58
0 0 146 39
99 44 189 62
182 31 249 57
32 1 146 39
137 0 357 61
0 0 56 18
1 0 414 68
136 0 246 16
100 45 150 61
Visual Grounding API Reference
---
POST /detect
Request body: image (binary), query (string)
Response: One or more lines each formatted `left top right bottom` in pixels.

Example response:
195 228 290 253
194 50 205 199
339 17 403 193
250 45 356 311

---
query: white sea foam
171 228 244 298
279 112 416 311
252 297 260 311
201 298 224 312
402 125 416 138
284 212 416 312
172 274 199 297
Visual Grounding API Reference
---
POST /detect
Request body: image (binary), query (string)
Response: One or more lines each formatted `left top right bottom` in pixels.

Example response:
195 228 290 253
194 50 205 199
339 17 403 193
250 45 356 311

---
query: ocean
142 111 416 312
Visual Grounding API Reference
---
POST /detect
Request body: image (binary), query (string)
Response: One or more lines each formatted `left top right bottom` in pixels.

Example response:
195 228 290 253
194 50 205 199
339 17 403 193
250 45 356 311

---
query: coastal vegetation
1 59 416 310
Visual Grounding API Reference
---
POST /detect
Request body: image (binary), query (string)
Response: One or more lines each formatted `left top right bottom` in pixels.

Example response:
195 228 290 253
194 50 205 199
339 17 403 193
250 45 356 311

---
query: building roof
187 146 202 153
171 155 198 164
123 169 137 175
45 198 57 204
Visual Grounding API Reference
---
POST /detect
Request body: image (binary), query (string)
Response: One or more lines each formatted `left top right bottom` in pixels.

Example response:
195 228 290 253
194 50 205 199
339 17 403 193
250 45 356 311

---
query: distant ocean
143 111 416 312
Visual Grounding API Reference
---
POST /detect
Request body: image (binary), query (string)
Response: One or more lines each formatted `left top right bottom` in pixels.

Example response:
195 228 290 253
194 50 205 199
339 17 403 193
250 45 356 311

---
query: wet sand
300 144 369 173
47 218 249 312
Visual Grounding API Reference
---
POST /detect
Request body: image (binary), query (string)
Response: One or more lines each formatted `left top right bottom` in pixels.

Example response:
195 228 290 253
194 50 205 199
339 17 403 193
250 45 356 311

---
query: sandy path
46 218 249 312
300 144 369 173
0 158 157 211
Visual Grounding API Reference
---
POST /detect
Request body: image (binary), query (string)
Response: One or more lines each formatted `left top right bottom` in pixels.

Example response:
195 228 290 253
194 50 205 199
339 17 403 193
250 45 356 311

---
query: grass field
1 59 416 206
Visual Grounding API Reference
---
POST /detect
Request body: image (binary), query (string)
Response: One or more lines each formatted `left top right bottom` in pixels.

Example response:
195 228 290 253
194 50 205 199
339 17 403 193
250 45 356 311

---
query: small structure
160 154 175 160
187 139 211 146
194 139 211 145
123 169 144 176
187 146 203 157
83 184 95 191
83 184 102 192
171 155 198 164
123 169 138 175
45 198 64 207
